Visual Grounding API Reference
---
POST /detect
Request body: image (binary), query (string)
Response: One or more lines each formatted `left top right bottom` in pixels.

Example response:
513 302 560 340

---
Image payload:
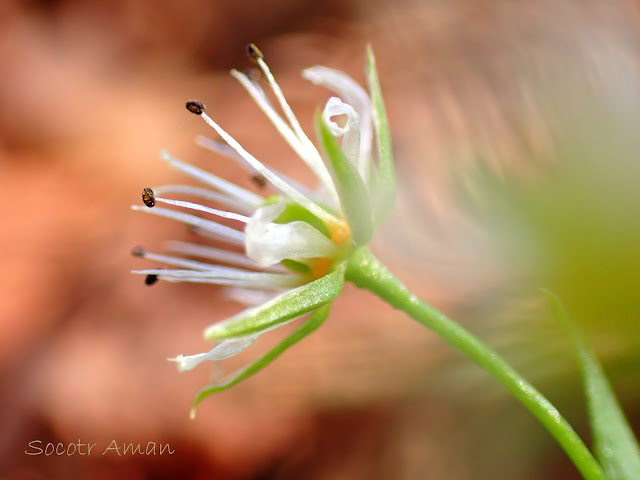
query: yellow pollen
328 218 350 245
308 257 333 279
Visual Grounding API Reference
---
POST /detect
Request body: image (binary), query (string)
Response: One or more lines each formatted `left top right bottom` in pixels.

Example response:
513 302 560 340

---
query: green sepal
190 304 331 417
315 111 373 246
205 268 344 340
366 45 396 226
544 290 640 480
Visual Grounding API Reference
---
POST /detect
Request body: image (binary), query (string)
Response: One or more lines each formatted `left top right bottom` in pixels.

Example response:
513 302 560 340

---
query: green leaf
544 290 640 480
315 111 373 246
366 45 396 226
205 268 344 340
191 304 331 417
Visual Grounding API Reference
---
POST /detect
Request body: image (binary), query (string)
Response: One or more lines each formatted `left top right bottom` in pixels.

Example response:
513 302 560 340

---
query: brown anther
131 246 147 257
251 173 267 188
142 188 156 208
185 100 205 115
145 274 158 286
246 43 264 63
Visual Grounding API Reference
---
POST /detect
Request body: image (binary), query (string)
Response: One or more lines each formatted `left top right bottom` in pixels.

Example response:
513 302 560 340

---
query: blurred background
1 0 639 479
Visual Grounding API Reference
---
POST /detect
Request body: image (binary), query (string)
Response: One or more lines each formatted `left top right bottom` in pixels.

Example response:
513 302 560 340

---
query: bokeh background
2 1 639 479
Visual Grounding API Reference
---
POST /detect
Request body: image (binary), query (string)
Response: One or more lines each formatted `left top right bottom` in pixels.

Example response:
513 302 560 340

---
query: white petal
169 334 261 372
302 66 373 180
322 96 361 166
245 201 337 267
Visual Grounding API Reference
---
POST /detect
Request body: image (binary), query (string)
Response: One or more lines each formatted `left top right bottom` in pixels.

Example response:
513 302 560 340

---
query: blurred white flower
131 44 393 407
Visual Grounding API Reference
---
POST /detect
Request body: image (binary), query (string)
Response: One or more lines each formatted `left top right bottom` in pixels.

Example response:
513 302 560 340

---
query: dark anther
131 246 146 257
251 174 267 188
185 100 205 115
246 43 264 62
145 274 159 286
142 188 155 208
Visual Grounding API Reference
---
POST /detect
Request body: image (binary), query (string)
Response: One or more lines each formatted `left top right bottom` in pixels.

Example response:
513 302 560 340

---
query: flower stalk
345 247 606 480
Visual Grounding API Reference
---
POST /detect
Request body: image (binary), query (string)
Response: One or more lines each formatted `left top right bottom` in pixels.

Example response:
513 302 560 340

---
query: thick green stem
345 247 605 480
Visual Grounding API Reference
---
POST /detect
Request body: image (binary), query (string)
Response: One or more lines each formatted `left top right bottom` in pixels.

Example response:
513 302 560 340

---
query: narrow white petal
245 201 337 267
161 150 263 210
169 334 261 372
198 112 339 226
322 96 361 166
302 66 373 180
131 205 245 245
155 197 250 223
154 185 254 215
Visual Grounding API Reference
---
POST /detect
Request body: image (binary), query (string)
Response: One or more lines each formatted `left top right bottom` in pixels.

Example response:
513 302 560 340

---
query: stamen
251 174 267 188
131 246 146 257
153 185 254 215
145 274 159 286
197 136 323 201
133 268 304 290
134 249 251 272
186 100 205 115
142 188 156 207
166 241 283 272
246 43 264 62
154 196 250 223
230 70 338 202
132 205 245 245
198 110 341 227
161 150 263 210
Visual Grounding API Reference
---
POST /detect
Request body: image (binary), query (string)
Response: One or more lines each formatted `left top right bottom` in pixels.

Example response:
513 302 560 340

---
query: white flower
132 44 394 411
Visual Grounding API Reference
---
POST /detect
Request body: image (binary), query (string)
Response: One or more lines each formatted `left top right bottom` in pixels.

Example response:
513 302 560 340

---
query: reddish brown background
1 1 639 479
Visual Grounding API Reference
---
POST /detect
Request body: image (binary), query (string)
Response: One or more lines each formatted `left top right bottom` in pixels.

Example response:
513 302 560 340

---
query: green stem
345 247 606 480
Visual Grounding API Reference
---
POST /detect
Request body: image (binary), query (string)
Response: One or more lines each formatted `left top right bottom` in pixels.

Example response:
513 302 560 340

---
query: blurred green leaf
205 268 343 340
544 290 640 480
192 304 331 416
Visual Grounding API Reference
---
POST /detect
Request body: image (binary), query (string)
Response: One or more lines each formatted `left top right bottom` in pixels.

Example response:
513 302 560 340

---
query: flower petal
245 201 338 267
303 66 373 179
169 334 261 372
322 97 361 169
